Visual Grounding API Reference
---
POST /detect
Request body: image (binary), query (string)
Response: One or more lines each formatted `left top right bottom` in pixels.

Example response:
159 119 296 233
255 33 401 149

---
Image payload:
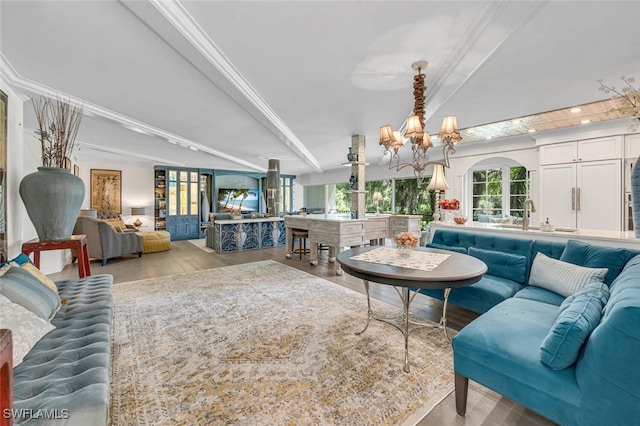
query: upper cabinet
624 133 640 160
539 136 623 165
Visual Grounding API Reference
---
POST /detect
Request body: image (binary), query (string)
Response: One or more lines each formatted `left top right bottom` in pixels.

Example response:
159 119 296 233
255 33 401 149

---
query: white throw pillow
489 216 514 224
0 294 55 366
528 253 608 297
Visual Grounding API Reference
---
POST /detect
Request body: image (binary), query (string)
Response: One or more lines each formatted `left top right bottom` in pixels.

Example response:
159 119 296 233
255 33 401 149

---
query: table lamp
372 192 383 215
131 207 146 229
426 164 450 222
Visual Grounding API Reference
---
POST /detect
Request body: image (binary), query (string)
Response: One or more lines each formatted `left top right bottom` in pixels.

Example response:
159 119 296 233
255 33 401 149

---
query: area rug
188 238 215 253
110 260 454 425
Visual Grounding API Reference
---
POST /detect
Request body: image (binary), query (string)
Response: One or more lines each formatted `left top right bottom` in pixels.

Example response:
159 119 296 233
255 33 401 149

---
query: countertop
429 221 640 249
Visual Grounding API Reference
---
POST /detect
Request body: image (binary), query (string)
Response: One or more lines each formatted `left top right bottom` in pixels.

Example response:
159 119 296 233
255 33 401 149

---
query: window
472 165 529 221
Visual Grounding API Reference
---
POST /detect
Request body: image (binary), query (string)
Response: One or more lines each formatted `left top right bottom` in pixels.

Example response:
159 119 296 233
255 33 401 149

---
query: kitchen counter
429 221 640 249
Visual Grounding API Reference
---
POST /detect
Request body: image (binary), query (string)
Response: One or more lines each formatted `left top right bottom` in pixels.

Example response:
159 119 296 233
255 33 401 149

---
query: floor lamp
427 164 450 222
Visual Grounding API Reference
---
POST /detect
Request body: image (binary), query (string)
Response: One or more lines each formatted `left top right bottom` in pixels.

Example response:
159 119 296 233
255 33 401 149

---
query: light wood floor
49 240 556 426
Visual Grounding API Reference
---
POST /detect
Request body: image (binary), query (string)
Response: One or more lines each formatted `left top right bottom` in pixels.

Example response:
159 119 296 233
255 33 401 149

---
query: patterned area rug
110 260 454 425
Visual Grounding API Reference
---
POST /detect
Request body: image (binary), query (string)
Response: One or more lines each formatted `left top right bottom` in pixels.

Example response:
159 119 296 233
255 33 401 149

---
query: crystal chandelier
379 61 462 184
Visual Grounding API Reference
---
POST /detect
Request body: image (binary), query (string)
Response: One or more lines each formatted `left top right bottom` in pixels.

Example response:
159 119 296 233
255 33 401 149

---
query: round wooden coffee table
337 246 487 372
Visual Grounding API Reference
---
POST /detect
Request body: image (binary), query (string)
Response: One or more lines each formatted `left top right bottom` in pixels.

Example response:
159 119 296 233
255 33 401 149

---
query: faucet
522 199 536 230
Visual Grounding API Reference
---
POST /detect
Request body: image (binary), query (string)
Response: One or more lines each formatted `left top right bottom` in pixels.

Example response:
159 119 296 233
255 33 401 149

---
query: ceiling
1 1 639 176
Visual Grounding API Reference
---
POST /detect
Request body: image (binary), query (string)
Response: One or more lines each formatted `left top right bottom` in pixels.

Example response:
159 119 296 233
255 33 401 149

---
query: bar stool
291 229 310 259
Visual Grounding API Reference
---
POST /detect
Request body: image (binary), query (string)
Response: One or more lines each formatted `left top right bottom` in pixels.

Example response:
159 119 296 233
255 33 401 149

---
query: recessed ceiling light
511 119 522 124
486 136 493 140
167 139 177 144
571 108 582 113
189 146 198 151
581 119 591 124
528 129 537 133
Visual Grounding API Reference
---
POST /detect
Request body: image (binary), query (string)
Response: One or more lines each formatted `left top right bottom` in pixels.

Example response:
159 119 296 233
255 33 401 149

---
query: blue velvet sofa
9 273 113 425
426 229 640 425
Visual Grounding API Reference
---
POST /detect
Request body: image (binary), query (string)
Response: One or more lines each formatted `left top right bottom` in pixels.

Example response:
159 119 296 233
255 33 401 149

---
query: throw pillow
467 247 528 284
0 266 61 320
540 283 610 370
488 216 514 225
0 294 55 367
528 253 608 297
560 239 636 286
104 218 127 232
19 262 59 294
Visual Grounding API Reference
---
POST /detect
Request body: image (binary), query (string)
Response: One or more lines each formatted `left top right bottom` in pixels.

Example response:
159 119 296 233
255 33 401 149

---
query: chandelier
379 60 462 184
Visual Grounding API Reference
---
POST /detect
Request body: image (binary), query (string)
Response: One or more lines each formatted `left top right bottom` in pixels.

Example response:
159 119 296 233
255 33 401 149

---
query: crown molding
0 51 267 172
149 0 323 174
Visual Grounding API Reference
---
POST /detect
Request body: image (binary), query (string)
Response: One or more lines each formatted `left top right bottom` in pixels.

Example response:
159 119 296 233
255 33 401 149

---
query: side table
21 234 91 278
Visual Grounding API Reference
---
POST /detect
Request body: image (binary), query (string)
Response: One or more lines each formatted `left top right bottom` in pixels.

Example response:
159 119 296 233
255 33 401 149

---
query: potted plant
19 96 85 241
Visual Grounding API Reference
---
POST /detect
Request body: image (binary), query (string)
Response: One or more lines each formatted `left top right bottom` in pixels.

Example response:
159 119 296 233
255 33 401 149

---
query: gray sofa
73 216 143 265
12 274 113 426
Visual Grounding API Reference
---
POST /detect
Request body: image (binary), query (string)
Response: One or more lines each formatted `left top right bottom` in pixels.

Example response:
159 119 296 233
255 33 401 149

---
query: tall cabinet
539 136 622 231
154 166 200 240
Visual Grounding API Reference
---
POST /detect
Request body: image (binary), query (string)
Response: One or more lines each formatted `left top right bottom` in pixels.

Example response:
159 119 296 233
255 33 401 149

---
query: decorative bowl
453 216 468 225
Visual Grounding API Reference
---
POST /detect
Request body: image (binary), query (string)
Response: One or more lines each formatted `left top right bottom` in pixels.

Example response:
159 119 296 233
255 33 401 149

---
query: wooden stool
291 229 310 259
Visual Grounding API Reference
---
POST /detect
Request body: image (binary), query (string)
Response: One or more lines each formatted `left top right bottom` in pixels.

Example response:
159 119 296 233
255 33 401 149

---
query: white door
540 163 577 229
577 160 622 231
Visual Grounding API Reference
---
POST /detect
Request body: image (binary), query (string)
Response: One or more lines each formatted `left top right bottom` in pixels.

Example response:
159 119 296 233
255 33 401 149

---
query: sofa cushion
0 294 55 366
0 266 61 320
103 217 127 233
528 253 607 297
560 239 639 286
421 274 523 314
468 247 527 284
425 242 467 254
540 282 609 370
513 286 565 306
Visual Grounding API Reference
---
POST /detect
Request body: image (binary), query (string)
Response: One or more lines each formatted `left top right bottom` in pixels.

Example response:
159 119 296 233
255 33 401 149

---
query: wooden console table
21 234 91 278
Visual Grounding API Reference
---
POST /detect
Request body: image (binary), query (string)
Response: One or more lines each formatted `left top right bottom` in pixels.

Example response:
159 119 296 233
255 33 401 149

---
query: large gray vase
632 159 640 238
19 167 85 241
200 191 210 222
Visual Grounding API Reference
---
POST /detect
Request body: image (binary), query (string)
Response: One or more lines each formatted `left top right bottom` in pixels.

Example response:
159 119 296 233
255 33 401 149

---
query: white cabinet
539 136 622 165
540 160 621 231
624 133 640 160
389 214 422 239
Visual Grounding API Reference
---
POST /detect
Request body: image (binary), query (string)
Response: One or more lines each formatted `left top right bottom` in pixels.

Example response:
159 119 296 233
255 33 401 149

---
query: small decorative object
251 211 257 219
438 198 460 223
394 231 419 258
349 173 358 190
131 207 145 229
350 210 358 219
453 216 467 225
229 207 243 220
19 96 85 241
200 191 210 222
347 147 358 162
540 218 556 232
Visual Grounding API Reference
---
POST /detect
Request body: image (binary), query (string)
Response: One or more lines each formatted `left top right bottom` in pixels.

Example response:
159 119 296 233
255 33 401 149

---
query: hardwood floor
48 240 556 426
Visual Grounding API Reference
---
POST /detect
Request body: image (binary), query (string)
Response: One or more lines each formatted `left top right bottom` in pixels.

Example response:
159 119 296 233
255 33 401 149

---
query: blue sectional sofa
425 229 640 425
1 265 113 426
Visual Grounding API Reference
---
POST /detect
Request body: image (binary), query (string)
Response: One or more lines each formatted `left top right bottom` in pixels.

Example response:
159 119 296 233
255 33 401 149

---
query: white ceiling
1 1 639 176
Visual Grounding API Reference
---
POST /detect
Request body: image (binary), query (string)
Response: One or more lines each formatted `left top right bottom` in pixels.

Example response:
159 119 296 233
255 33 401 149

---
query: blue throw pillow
0 266 61 320
560 240 636 286
2 253 34 266
467 246 527 284
425 243 467 254
540 283 610 370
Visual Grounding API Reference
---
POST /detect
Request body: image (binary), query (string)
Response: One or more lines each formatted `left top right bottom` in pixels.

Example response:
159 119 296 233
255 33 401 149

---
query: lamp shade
131 207 146 216
438 115 462 143
372 192 383 202
404 115 423 139
379 125 395 146
427 164 450 191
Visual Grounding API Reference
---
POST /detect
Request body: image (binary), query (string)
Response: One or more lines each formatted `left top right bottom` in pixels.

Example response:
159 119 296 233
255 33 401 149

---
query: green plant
32 96 83 168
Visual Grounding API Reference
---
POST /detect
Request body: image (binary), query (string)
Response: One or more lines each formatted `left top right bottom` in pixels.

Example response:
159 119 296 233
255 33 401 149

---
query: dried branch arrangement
32 96 84 168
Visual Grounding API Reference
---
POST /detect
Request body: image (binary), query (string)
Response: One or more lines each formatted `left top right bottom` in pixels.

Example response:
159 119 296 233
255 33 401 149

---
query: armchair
73 216 143 266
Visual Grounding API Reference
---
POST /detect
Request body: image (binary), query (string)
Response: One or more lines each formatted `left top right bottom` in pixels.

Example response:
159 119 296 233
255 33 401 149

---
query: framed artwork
74 164 79 176
91 169 122 213
64 157 71 170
